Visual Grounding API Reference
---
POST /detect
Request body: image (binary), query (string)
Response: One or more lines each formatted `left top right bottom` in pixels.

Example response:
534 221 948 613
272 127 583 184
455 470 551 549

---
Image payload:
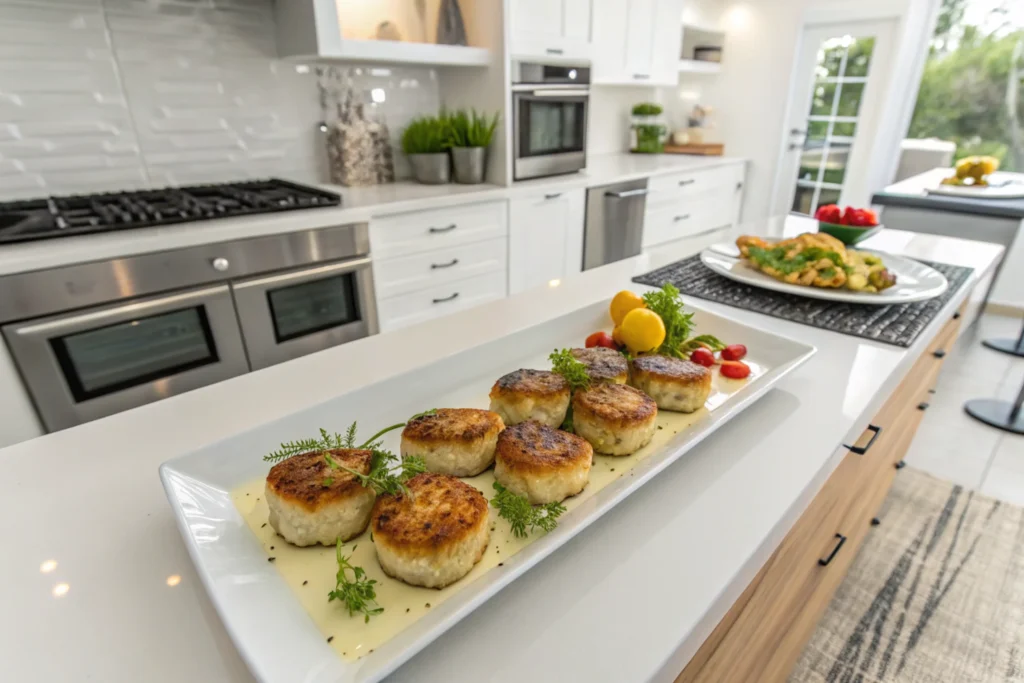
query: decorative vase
436 0 468 46
451 147 486 184
409 153 451 184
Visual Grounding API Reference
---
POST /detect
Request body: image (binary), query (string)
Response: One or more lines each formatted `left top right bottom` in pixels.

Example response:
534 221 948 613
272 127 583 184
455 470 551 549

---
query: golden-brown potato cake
371 473 490 588
265 449 375 547
573 383 657 455
401 408 504 476
489 369 571 428
494 420 593 504
570 347 629 384
629 355 712 413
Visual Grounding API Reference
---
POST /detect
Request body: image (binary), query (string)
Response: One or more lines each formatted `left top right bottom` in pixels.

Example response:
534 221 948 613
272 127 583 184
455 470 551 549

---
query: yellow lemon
612 325 625 346
609 290 645 325
619 308 666 353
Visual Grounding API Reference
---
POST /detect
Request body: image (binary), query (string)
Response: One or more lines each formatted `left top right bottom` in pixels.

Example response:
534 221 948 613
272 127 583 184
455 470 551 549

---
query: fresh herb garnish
336 449 427 497
491 482 566 538
327 539 382 622
549 348 591 432
642 283 714 359
677 334 726 356
746 245 845 275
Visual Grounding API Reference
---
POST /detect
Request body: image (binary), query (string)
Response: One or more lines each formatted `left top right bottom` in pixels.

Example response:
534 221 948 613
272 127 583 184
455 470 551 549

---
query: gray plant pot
408 153 451 184
451 146 487 184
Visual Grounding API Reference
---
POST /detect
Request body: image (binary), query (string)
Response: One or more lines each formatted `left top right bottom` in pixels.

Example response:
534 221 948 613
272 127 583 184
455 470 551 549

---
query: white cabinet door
509 189 586 294
650 0 684 84
563 0 592 42
593 0 681 85
591 0 630 83
624 0 656 80
510 0 563 41
509 0 592 61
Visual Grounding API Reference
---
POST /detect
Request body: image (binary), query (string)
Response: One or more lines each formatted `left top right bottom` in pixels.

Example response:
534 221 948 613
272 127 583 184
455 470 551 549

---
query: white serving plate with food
159 298 815 683
925 177 1024 199
701 243 948 305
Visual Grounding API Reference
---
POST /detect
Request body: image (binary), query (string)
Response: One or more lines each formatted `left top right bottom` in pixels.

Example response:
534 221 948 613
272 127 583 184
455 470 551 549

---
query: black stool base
964 398 1024 434
982 338 1024 358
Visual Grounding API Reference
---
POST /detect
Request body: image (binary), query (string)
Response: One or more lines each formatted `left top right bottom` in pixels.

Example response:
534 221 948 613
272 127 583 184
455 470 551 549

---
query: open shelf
290 39 491 68
678 59 721 74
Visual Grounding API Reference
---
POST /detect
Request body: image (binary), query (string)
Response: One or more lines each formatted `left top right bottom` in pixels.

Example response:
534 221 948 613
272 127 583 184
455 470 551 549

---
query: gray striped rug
790 467 1024 683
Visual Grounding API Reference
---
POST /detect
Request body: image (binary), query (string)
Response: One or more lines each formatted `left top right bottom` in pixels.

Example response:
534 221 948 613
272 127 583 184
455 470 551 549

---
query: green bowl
817 221 881 245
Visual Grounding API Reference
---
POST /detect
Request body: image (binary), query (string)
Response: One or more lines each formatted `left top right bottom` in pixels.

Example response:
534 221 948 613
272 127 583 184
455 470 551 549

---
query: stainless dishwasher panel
582 179 649 270
2 284 249 431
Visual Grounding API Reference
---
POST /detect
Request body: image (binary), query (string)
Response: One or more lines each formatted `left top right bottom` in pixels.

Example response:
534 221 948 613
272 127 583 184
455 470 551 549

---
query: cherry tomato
720 360 751 379
721 344 748 361
690 347 715 367
585 331 616 349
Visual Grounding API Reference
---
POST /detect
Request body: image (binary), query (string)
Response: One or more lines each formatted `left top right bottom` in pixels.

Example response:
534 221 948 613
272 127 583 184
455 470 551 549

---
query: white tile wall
0 0 325 199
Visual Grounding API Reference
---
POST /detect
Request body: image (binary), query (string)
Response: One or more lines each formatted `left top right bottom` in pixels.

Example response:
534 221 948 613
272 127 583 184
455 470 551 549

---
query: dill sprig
549 348 592 392
263 427 350 463
327 539 382 622
336 450 427 497
641 283 695 359
491 482 567 538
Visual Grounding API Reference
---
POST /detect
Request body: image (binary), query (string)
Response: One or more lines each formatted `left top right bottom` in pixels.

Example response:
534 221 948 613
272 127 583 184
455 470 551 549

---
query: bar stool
981 317 1024 358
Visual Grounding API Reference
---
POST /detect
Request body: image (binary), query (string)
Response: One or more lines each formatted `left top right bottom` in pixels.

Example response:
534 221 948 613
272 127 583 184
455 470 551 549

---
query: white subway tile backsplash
0 0 324 199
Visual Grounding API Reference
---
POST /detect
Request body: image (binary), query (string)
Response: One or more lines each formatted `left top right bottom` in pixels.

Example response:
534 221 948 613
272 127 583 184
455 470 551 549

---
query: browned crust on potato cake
573 383 657 426
495 420 593 475
631 355 711 385
371 473 488 554
265 449 372 512
489 369 570 400
570 347 629 382
401 408 503 444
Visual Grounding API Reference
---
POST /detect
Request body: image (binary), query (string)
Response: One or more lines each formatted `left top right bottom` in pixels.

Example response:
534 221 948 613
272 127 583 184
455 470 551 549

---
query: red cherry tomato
721 344 747 361
720 360 751 379
585 331 616 349
814 204 842 225
690 347 716 367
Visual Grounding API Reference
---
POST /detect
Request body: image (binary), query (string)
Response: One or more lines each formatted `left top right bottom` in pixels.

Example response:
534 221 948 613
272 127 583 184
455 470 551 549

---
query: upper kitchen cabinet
591 0 683 85
508 0 593 63
275 0 491 67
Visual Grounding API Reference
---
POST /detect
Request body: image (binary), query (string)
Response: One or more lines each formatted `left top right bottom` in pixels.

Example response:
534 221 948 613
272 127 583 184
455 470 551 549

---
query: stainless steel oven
0 223 377 431
512 62 590 181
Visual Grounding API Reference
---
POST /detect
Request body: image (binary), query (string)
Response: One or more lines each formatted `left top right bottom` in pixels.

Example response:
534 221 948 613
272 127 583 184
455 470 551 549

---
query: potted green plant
401 115 452 184
447 109 500 184
631 102 666 154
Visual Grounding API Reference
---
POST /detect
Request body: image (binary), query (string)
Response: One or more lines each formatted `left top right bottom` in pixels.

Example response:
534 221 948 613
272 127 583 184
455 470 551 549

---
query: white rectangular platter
160 299 815 683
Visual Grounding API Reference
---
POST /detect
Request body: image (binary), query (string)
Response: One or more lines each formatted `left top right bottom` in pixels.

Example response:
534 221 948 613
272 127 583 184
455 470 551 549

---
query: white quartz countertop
0 217 1002 683
0 152 745 277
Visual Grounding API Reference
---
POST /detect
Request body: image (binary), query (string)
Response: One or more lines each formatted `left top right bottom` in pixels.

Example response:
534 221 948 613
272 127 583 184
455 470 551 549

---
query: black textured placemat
632 255 973 347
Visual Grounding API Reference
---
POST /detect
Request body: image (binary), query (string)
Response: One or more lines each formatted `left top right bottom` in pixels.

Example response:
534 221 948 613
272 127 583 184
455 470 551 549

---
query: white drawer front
377 270 508 332
647 163 744 206
374 237 507 300
370 201 508 260
643 192 737 248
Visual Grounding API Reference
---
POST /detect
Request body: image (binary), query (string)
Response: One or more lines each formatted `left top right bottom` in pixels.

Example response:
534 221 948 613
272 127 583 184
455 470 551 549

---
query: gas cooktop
0 179 341 245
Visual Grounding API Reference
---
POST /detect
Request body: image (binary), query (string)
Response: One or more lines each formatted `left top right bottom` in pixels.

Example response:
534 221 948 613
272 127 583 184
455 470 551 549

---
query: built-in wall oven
0 224 377 432
511 62 590 181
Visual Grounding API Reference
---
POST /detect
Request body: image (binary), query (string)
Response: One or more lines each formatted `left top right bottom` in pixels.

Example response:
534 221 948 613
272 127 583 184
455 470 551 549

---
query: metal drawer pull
429 224 457 234
430 258 459 270
918 402 930 411
546 48 564 55
871 517 881 526
895 459 906 470
432 292 459 304
953 311 962 320
673 214 691 222
606 188 650 199
818 533 847 566
679 179 696 186
633 73 650 80
844 424 882 455
933 349 947 359
544 192 562 200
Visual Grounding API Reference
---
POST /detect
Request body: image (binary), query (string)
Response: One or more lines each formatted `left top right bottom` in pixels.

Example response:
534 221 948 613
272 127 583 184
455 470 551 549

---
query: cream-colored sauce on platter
231 363 763 661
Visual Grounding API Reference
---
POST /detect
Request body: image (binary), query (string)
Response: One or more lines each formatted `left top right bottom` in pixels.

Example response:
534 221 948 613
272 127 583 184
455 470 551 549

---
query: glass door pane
266 273 360 343
790 35 877 216
519 98 586 157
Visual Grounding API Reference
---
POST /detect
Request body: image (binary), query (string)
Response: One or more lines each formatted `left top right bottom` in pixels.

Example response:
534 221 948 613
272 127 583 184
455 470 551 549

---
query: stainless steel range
0 180 377 432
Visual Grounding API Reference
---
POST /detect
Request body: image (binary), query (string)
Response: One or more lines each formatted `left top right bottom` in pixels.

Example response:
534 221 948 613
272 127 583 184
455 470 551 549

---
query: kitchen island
0 217 1002 683
873 167 1024 310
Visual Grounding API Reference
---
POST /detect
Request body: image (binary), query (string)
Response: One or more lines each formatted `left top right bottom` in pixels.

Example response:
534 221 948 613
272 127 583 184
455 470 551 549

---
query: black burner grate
0 178 341 244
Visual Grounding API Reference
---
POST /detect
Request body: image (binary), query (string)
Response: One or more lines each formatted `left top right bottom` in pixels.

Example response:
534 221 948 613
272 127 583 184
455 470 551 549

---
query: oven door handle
524 89 591 98
229 256 373 293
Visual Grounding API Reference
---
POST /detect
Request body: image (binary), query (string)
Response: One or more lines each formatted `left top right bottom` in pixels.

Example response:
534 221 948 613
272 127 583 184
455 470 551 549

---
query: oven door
1 284 248 432
513 89 589 180
231 256 378 371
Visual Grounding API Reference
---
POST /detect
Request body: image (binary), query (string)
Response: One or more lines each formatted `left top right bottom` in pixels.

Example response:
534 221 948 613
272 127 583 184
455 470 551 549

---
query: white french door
772 19 895 216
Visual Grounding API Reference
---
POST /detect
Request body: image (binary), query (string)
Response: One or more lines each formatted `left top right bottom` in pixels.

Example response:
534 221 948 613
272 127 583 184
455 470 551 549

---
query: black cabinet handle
546 48 564 55
933 349 946 359
673 214 691 222
844 424 882 455
895 459 906 470
633 73 650 80
953 312 962 320
819 533 847 566
429 224 456 234
679 179 696 186
918 402 930 411
544 192 562 200
430 258 459 270
432 292 459 304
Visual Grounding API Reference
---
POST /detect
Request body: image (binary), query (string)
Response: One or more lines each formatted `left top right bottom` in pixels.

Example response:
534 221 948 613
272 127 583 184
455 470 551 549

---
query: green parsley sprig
327 539 382 622
491 482 567 538
549 348 592 431
641 284 724 359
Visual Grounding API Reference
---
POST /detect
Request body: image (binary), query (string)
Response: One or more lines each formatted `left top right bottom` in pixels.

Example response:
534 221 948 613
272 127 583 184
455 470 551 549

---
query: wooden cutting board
662 143 724 156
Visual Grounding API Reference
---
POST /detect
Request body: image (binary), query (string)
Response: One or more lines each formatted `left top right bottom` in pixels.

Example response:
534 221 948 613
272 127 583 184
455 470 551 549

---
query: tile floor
905 312 1024 503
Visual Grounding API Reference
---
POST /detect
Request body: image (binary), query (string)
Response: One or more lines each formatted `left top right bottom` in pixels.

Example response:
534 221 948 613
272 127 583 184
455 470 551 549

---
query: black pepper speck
327 636 334 643
302 580 308 586
268 557 276 562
